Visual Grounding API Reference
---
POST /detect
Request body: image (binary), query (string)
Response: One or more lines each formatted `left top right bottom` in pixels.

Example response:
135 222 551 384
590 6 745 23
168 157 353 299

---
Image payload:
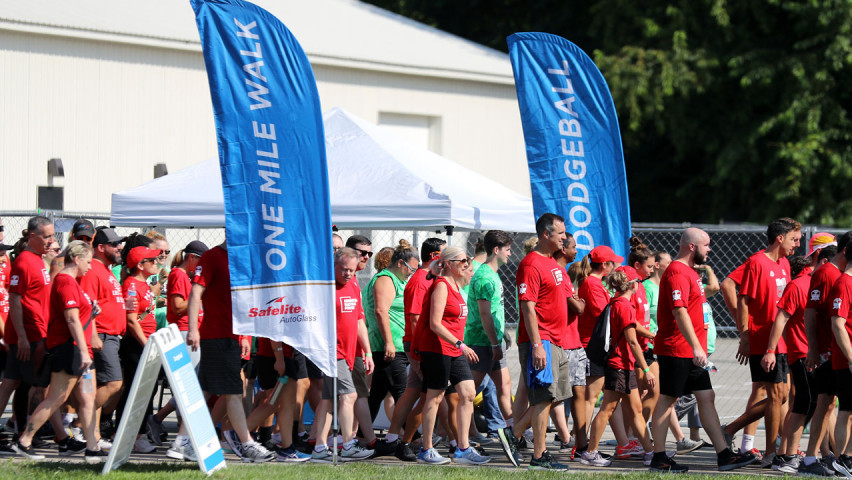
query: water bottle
125 282 136 311
81 368 93 394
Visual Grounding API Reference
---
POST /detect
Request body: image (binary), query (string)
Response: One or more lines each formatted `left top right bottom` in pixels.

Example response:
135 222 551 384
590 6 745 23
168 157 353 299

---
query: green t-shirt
363 270 406 352
643 279 659 349
461 260 483 297
464 264 504 347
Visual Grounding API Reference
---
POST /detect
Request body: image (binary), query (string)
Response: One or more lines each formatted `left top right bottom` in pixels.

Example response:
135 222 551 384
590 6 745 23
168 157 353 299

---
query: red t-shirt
47 273 95 357
564 275 582 350
807 262 842 356
740 252 791 355
335 278 364 369
607 296 637 370
516 252 569 348
80 260 127 336
0 260 10 331
193 247 237 340
829 273 852 370
577 275 611 348
7 250 51 344
656 260 708 358
256 336 274 358
166 268 201 332
620 266 651 351
778 272 810 363
413 277 468 357
122 277 156 339
403 268 432 344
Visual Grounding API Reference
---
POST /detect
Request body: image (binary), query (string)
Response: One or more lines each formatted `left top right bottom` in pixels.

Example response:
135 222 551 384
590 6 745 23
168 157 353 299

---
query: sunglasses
108 241 122 248
354 248 373 258
141 258 158 264
0 225 4 232
448 257 471 266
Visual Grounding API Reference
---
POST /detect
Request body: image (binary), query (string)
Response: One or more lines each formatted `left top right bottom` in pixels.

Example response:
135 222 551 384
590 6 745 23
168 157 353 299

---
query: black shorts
419 351 472 391
586 346 605 377
48 340 87 377
749 354 789 383
6 341 50 387
643 349 656 366
789 358 817 416
305 354 324 380
198 338 243 395
255 355 279 390
835 369 852 411
815 361 835 396
243 354 257 379
94 333 122 384
284 350 308 380
604 366 638 394
657 355 712 398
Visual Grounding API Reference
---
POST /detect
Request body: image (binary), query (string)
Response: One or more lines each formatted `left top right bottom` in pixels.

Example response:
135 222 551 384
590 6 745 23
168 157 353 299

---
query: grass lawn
0 460 778 480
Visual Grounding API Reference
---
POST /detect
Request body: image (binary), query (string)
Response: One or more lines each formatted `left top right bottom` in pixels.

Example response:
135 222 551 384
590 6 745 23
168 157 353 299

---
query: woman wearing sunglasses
411 246 489 465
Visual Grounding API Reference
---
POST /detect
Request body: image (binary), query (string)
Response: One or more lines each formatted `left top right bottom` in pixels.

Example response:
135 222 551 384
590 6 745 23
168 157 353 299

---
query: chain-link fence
1 211 841 424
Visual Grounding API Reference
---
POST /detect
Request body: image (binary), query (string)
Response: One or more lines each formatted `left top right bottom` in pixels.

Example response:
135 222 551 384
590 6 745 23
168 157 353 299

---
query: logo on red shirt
9 275 18 287
459 304 468 318
551 268 563 285
834 298 842 310
811 290 821 301
339 296 358 313
672 290 682 301
519 283 528 294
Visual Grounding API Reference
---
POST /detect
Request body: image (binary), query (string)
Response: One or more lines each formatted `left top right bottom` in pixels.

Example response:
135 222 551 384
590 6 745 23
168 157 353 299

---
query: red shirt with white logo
122 277 156 339
578 275 611 348
564 275 582 350
807 261 842 356
336 278 364 369
47 272 94 357
656 260 708 358
80 260 127 336
7 250 51 344
167 267 201 332
778 272 811 363
403 268 432 344
517 252 569 348
828 273 852 370
413 277 468 357
193 246 237 340
740 252 791 355
607 296 636 370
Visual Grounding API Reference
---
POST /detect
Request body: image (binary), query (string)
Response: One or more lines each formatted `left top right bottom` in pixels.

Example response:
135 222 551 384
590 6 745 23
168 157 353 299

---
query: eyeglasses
403 261 420 273
333 246 342 252
354 248 373 258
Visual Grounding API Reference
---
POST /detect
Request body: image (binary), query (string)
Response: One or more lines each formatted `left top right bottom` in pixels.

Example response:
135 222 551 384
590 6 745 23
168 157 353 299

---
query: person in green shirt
362 239 420 422
464 230 514 422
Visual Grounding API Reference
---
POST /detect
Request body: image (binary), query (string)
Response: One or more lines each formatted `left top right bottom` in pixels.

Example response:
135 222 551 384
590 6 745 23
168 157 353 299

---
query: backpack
585 303 614 366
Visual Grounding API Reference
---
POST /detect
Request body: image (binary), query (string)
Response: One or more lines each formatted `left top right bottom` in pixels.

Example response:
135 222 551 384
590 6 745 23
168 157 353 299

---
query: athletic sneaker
84 448 108 464
761 452 778 469
276 445 310 463
374 438 398 457
822 454 838 473
0 441 16 456
12 441 45 460
240 441 275 463
470 433 495 446
551 433 572 450
615 440 645 459
395 441 416 462
529 450 569 471
496 426 521 468
644 451 671 466
517 436 530 450
167 439 197 462
775 455 800 473
721 424 736 452
133 436 157 454
580 450 612 467
833 455 852 478
98 438 113 450
746 447 763 460
340 443 373 462
649 453 688 473
311 448 334 463
452 446 491 465
57 436 87 456
798 458 835 477
417 447 450 465
146 415 164 446
223 429 243 457
675 438 703 455
717 449 757 471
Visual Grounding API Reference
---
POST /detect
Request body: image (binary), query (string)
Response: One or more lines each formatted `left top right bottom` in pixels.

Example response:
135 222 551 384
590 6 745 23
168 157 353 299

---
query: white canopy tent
110 108 535 233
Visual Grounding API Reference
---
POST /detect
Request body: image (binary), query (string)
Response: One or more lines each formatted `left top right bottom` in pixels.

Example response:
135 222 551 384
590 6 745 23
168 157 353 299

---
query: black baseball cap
0 243 13 252
184 240 209 257
72 219 96 239
93 227 127 247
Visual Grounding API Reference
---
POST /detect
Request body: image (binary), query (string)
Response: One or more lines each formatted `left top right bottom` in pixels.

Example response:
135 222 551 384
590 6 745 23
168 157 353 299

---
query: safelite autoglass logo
248 296 317 323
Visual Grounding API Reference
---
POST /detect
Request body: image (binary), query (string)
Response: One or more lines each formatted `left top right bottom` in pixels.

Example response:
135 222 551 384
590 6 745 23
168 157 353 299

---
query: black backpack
585 303 615 366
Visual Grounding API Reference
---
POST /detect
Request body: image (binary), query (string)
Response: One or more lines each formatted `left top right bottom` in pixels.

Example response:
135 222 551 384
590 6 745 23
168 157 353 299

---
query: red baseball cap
615 265 640 281
589 245 623 264
127 246 162 270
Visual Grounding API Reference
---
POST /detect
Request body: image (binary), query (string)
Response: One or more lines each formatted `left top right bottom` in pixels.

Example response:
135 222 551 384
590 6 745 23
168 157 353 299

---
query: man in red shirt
649 227 755 473
186 242 274 463
80 227 127 437
737 218 799 466
498 213 571 471
828 246 852 475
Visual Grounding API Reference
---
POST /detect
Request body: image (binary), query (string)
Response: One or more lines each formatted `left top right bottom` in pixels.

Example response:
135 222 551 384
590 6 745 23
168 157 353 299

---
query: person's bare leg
806 394 835 458
571 385 588 449
419 390 445 451
455 381 476 450
652 395 677 454
531 401 552 459
693 389 727 453
588 392 619 452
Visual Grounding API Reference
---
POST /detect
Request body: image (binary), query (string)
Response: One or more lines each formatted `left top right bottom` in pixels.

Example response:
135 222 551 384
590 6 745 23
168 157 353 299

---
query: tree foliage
365 0 852 225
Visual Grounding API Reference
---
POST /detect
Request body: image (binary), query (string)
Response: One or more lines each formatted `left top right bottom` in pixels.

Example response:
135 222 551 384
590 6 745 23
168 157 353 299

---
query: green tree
366 0 852 225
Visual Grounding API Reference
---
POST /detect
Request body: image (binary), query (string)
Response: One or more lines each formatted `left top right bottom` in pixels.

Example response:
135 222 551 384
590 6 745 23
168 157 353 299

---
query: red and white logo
834 298 842 311
339 296 358 313
672 290 682 301
551 268 563 285
519 283 528 294
811 290 821 301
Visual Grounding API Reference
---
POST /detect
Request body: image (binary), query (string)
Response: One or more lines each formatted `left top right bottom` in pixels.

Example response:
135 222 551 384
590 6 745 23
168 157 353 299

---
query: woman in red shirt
411 246 488 466
16 241 105 461
584 271 656 467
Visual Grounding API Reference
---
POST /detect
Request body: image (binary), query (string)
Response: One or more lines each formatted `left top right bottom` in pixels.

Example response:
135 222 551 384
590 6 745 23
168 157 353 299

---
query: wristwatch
455 340 464 351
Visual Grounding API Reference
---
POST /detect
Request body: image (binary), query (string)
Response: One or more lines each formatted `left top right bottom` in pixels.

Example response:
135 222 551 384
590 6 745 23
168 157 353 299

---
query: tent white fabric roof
110 108 534 232
0 0 513 84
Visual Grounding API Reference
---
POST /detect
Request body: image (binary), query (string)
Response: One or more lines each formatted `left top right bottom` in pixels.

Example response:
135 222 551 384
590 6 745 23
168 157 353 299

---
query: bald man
648 228 756 473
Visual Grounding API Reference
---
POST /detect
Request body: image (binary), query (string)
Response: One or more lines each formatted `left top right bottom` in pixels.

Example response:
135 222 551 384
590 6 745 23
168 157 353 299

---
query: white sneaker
223 429 243 457
580 450 612 467
133 436 156 454
240 440 274 463
340 443 374 462
166 440 197 462
98 438 113 451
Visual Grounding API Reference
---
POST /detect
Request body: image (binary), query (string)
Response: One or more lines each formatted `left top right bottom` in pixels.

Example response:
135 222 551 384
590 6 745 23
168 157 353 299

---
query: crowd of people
1 213 851 475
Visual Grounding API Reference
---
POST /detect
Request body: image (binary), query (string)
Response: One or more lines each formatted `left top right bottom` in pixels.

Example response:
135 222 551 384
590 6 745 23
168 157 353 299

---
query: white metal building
0 0 529 213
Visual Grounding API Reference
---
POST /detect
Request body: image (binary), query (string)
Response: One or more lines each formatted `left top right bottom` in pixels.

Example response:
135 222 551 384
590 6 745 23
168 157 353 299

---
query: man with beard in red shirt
737 218 800 467
649 227 755 473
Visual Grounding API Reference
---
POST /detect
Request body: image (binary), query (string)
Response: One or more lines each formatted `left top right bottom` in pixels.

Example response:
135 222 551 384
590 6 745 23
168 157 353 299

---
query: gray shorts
470 345 508 373
94 334 122 384
6 341 50 387
322 359 356 399
518 342 572 406
564 347 588 387
404 342 423 390
352 356 369 398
